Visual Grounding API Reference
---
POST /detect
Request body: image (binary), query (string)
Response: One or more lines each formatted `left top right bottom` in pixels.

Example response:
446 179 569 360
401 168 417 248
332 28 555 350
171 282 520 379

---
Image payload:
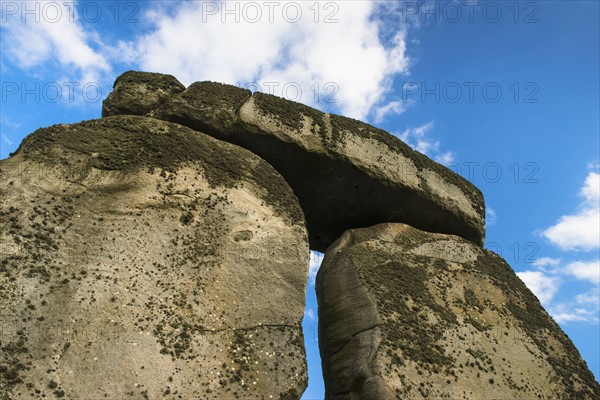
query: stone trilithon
1 71 598 400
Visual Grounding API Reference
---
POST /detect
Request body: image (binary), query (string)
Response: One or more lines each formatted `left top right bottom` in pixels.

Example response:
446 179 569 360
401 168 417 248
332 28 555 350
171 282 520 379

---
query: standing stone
317 223 600 399
102 71 186 117
0 116 308 399
101 72 486 251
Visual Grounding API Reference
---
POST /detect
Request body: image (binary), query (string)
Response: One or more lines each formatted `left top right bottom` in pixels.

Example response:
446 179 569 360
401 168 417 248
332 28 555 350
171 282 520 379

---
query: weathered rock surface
103 71 485 251
0 116 309 399
8 70 596 400
102 71 186 117
317 223 600 399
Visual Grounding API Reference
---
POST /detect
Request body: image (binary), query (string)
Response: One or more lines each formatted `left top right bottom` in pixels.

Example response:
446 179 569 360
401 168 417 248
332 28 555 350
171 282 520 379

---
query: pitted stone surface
0 115 309 399
317 223 600 400
102 70 186 117
104 71 486 251
6 71 595 400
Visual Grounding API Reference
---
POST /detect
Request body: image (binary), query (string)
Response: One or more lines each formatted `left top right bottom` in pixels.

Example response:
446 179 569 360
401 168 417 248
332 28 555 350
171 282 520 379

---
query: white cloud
1 134 14 147
542 172 600 251
304 308 315 321
550 290 600 324
308 251 323 286
565 260 600 285
0 115 21 130
575 289 600 305
131 1 409 120
1 1 412 120
1 1 110 82
516 271 560 305
581 171 600 203
397 122 455 164
519 256 599 324
486 207 497 226
0 116 22 149
373 101 407 123
534 256 561 268
436 151 455 165
0 59 9 73
533 256 561 274
552 308 598 324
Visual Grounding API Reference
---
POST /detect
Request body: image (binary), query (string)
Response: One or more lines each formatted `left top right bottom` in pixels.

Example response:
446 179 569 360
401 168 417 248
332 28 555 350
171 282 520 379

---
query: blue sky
1 1 598 398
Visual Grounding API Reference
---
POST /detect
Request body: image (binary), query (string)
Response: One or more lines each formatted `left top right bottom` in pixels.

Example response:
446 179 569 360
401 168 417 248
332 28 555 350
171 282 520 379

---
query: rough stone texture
317 223 600 400
8 70 595 400
104 72 485 251
0 116 309 399
152 81 252 137
102 71 186 117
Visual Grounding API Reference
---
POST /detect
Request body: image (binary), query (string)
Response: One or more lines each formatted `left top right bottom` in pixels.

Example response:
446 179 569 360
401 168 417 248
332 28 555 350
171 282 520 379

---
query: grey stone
0 115 309 399
105 72 486 251
317 223 600 399
102 71 186 117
